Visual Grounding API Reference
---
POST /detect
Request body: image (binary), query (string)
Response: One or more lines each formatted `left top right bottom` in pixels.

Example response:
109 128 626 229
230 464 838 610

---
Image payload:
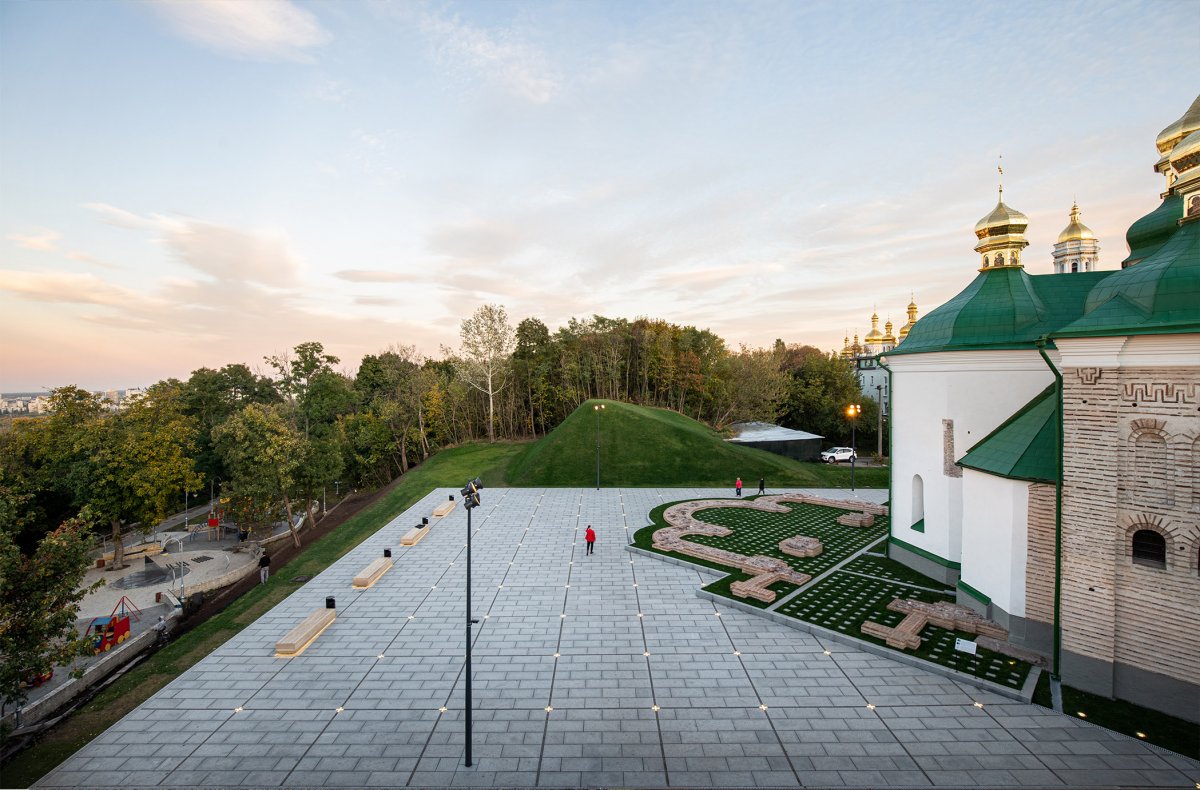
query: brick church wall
1060 364 1200 695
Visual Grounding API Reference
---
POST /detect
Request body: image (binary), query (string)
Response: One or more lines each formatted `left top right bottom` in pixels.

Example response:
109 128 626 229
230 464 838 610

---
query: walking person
757 477 766 495
259 550 271 584
585 525 596 555
735 477 742 497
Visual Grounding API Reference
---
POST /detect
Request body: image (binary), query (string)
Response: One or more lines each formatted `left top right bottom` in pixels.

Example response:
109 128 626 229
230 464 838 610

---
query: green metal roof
1121 194 1183 267
1058 217 1200 338
886 267 1110 356
958 384 1059 483
886 198 1199 356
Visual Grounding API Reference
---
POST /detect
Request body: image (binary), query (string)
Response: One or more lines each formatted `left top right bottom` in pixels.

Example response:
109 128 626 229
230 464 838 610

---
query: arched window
1131 530 1166 568
911 474 924 530
1071 261 1079 273
1133 432 1171 505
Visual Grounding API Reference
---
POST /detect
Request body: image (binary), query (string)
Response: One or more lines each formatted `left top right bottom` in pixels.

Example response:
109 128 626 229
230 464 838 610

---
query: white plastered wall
886 349 1054 566
961 469 1029 617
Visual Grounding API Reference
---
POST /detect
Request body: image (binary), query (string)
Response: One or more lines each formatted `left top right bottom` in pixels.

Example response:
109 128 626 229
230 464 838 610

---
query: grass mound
507 400 886 488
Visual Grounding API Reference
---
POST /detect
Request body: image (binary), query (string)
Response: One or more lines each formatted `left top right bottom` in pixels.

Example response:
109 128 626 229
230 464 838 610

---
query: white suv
820 447 857 463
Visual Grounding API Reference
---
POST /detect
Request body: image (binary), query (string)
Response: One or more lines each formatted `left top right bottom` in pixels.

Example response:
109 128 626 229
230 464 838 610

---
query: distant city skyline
2 0 1195 391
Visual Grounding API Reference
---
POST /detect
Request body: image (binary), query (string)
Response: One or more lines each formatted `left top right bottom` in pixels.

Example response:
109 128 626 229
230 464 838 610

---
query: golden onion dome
974 198 1029 238
883 320 896 343
1168 128 1200 175
1155 94 1200 155
1056 203 1097 244
864 311 883 341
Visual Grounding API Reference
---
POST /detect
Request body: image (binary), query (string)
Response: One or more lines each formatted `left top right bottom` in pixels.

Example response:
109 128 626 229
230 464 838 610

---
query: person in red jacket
735 477 742 497
585 525 596 555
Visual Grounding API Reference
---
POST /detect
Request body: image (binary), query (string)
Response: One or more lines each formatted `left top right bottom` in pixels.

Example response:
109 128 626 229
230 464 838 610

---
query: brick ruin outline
652 494 888 603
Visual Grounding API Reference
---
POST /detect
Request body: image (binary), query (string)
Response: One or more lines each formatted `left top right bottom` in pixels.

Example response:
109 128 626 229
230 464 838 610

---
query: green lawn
507 399 887 488
1032 673 1199 758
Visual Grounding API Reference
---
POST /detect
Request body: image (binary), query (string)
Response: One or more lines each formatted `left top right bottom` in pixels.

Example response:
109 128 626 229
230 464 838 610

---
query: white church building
879 95 1200 721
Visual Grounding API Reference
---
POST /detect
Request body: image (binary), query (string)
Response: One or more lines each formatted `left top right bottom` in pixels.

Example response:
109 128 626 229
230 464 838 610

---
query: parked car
820 447 857 463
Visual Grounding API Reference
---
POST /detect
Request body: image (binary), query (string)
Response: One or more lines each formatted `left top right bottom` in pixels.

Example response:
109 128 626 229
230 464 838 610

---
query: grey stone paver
35 487 1200 789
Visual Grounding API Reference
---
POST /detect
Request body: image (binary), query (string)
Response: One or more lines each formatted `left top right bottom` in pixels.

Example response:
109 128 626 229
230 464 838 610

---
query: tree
213 403 305 547
777 346 873 445
181 364 279 489
0 514 101 718
448 304 516 442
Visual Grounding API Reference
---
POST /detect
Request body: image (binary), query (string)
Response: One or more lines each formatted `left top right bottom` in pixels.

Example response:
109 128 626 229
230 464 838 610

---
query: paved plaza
36 488 1200 788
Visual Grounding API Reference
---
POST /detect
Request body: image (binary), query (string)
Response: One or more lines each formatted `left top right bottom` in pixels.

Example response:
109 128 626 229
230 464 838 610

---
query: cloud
7 229 60 251
426 221 526 263
334 269 422 283
162 220 301 286
354 296 401 306
0 270 164 310
84 202 154 229
652 263 784 295
420 11 559 103
67 251 124 271
148 0 329 62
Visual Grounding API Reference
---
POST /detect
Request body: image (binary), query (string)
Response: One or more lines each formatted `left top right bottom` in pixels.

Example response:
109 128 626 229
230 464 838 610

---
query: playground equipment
86 596 142 654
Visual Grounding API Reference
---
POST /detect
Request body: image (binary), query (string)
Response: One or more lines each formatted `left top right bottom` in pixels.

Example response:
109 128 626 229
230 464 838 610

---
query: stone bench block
432 500 456 518
276 608 336 657
352 556 393 589
400 526 429 546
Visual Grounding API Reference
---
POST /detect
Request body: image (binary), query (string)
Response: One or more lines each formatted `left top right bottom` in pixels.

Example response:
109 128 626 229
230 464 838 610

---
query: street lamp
184 490 190 529
460 477 483 767
845 403 861 491
594 403 605 490
876 384 884 458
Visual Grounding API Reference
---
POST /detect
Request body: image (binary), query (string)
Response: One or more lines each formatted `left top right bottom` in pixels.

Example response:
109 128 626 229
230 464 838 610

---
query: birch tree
448 304 516 443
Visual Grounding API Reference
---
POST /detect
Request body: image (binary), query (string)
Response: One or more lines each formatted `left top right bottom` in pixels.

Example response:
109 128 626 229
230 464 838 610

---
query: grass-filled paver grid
632 498 888 609
777 571 1033 690
687 500 889 578
843 553 956 591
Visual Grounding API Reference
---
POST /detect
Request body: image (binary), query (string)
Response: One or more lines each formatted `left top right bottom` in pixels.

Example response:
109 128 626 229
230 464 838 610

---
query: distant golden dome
1057 203 1097 244
883 320 896 343
864 311 883 342
975 199 1029 238
1155 94 1200 155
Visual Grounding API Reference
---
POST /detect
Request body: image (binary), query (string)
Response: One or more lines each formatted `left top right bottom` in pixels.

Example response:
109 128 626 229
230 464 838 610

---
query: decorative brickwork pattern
1076 368 1103 385
1122 381 1198 403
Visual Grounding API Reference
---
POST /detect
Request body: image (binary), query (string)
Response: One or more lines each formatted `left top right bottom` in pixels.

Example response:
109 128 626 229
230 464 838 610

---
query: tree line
0 304 878 711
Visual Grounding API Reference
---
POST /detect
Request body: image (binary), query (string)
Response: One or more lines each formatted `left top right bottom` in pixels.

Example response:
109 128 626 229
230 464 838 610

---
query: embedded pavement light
36 488 1200 789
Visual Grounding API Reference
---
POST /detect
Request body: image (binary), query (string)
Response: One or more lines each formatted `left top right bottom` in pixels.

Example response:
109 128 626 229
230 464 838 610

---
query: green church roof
1057 217 1200 337
885 267 1110 356
958 384 1059 483
1122 194 1183 267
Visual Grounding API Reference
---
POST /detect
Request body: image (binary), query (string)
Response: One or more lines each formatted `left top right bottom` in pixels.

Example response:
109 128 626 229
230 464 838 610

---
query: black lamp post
460 477 483 767
845 403 861 491
594 403 605 490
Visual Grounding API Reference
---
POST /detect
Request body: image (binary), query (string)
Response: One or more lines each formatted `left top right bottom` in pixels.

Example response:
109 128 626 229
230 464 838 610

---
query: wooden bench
276 608 336 657
432 499 456 518
400 525 430 546
352 556 393 589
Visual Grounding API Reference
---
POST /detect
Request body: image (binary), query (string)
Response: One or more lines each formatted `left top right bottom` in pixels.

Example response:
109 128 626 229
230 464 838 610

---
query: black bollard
422 517 429 525
326 597 336 609
384 548 392 558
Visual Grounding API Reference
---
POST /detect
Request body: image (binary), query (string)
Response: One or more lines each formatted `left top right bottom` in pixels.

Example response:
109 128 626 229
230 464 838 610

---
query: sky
1 0 1196 392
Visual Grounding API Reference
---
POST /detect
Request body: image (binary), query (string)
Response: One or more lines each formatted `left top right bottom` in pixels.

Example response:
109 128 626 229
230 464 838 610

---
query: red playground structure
86 596 142 654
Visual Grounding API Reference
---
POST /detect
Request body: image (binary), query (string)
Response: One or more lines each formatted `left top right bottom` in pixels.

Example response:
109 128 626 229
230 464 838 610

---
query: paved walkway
37 488 1199 788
